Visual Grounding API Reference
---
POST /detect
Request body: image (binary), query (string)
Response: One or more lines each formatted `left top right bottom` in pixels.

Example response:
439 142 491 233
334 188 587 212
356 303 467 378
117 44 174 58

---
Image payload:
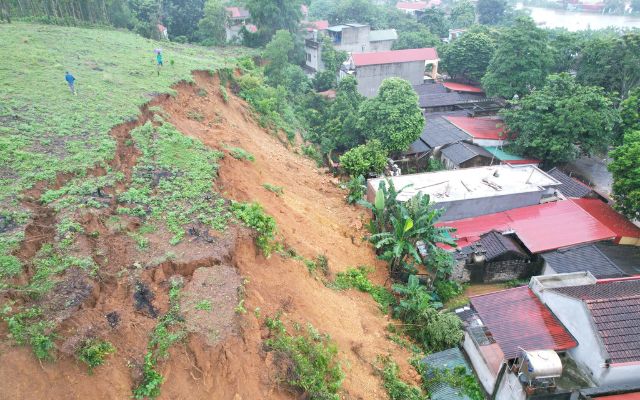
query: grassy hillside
0 22 252 262
0 23 249 207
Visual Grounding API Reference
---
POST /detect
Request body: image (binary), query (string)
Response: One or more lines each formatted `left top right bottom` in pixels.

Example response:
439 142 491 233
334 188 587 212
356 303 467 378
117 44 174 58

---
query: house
547 167 606 200
367 164 561 221
531 275 640 388
413 82 493 113
448 28 467 42
452 230 539 283
225 6 251 42
347 48 439 97
396 0 442 15
443 116 507 147
541 243 628 279
460 274 640 399
304 23 397 73
420 347 473 400
441 199 620 251
439 141 495 169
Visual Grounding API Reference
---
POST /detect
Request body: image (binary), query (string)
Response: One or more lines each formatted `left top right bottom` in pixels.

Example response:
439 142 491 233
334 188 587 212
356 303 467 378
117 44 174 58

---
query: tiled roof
396 1 429 10
442 82 484 93
405 137 431 155
413 83 449 95
542 244 627 279
440 141 493 165
306 20 329 31
444 116 506 140
479 231 527 261
551 278 640 363
595 242 640 276
420 115 470 148
421 347 472 400
573 198 640 244
547 168 594 198
352 48 438 66
442 199 617 254
369 29 398 42
470 286 577 359
418 92 484 108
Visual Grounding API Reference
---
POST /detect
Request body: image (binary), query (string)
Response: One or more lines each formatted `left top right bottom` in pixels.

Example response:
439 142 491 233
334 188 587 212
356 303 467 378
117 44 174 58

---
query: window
306 53 311 62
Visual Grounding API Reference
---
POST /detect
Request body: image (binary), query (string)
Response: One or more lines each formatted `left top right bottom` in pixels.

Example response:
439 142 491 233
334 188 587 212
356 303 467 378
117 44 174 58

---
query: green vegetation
424 365 484 400
262 183 284 196
345 175 366 205
441 28 496 83
434 280 464 304
264 315 344 400
339 140 388 178
226 146 255 162
502 73 619 166
133 278 186 399
393 276 464 352
377 356 426 400
77 338 116 374
194 299 213 311
331 266 395 311
609 130 640 219
231 201 279 257
121 122 230 244
2 306 56 360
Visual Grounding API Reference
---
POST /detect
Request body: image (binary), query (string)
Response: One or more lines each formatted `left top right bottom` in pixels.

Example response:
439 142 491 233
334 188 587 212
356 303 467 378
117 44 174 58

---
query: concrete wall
305 40 324 72
435 190 546 221
536 291 640 386
452 259 542 284
472 138 508 147
369 39 394 52
356 60 425 97
342 25 370 46
495 369 527 400
463 332 499 394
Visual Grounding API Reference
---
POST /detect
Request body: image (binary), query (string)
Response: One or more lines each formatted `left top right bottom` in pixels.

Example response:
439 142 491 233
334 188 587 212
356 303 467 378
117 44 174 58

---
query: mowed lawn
0 23 249 207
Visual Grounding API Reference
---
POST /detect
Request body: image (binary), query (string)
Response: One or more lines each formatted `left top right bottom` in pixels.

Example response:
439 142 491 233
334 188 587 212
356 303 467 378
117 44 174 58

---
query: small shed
440 141 495 169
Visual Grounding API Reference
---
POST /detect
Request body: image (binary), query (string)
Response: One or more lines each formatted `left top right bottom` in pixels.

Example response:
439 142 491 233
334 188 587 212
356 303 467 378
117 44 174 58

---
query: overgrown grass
262 183 284 196
264 315 344 400
1 306 57 360
330 266 395 311
133 278 186 399
77 338 115 374
231 201 279 257
120 122 231 244
225 145 255 162
377 355 426 400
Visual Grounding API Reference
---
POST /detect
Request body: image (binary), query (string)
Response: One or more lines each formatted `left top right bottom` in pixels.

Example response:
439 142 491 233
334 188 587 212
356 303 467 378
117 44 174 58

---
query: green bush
434 280 464 303
262 183 284 196
227 146 255 161
424 365 484 400
3 307 57 360
345 175 366 205
133 352 164 399
0 255 22 278
339 139 388 178
264 316 344 400
231 201 279 257
378 356 426 400
332 267 395 311
77 339 115 373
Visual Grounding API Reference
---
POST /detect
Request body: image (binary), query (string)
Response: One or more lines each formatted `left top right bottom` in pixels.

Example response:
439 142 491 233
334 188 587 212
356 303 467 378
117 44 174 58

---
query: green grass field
0 22 253 266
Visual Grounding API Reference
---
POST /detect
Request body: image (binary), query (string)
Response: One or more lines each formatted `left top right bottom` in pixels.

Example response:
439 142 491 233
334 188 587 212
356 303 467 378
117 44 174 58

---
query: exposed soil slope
0 73 417 399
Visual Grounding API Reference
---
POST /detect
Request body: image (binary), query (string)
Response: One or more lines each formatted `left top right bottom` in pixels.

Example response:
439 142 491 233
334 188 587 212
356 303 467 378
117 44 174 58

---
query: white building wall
472 138 508 147
495 370 527 400
463 332 499 394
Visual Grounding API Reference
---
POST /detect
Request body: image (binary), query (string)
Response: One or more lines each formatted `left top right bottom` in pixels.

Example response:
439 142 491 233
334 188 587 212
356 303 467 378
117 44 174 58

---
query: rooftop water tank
520 350 563 380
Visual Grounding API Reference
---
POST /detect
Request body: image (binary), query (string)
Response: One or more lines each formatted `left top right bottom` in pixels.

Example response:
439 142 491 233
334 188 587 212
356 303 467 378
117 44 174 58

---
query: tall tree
450 0 475 29
358 78 425 153
482 17 552 99
609 130 640 219
197 0 227 45
419 8 449 37
620 88 640 134
246 0 302 44
392 27 439 50
441 29 495 83
327 0 383 28
476 0 506 25
501 73 619 166
263 30 295 87
162 0 205 41
548 29 583 73
576 32 640 99
318 76 366 152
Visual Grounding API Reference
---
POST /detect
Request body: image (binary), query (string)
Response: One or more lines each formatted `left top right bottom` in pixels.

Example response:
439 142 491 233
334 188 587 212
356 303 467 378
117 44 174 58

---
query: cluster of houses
367 157 640 399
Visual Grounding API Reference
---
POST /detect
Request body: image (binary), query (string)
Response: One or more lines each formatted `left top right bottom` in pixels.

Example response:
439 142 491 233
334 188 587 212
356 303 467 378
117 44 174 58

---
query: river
517 4 640 31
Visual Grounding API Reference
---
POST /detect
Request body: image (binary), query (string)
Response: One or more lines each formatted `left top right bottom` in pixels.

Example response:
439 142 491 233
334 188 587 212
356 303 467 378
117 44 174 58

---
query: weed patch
231 201 279 257
331 266 395 311
225 145 255 162
77 338 115 374
377 355 426 400
2 306 57 360
264 315 344 400
262 183 284 196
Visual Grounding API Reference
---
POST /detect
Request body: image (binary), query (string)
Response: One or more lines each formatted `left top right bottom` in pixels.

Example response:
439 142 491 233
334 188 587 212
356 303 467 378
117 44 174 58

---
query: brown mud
0 72 417 400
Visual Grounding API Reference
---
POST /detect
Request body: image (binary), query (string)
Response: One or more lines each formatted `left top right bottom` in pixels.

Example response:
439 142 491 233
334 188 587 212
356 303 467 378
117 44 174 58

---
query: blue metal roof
421 347 473 400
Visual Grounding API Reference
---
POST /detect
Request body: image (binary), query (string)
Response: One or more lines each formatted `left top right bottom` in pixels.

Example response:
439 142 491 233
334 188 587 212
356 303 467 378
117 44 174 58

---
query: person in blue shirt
156 51 163 76
65 71 76 95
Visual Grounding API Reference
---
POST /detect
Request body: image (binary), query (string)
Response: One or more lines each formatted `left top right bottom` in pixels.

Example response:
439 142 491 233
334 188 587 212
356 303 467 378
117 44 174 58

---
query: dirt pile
0 72 416 399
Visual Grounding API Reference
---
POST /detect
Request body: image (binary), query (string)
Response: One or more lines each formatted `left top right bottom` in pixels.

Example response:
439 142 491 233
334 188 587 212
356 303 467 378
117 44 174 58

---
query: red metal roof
444 116 506 140
226 6 250 19
396 0 441 10
573 198 640 243
595 393 640 400
352 48 438 67
442 82 484 93
470 286 577 359
503 159 540 165
440 200 617 253
306 20 329 31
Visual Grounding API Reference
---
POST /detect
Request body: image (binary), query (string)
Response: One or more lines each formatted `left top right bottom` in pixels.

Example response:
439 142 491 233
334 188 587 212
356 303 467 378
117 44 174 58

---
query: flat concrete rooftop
367 164 561 202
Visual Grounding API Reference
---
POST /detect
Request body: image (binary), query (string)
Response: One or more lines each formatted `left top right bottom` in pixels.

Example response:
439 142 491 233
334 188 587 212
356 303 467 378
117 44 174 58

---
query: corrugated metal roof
413 83 449 95
440 141 493 165
547 168 594 198
551 278 640 363
573 198 640 243
420 115 471 148
542 244 627 278
442 82 484 93
352 48 438 66
421 347 472 400
444 116 506 140
470 286 577 359
369 29 398 42
441 200 617 253
595 393 640 400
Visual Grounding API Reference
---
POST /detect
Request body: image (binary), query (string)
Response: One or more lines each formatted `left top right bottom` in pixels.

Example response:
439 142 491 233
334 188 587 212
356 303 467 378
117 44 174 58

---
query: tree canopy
482 17 552 99
392 27 440 50
501 73 619 166
418 8 449 37
609 130 640 219
246 0 302 45
263 30 295 87
476 0 506 25
358 78 424 153
441 29 495 83
449 0 476 29
197 0 226 46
